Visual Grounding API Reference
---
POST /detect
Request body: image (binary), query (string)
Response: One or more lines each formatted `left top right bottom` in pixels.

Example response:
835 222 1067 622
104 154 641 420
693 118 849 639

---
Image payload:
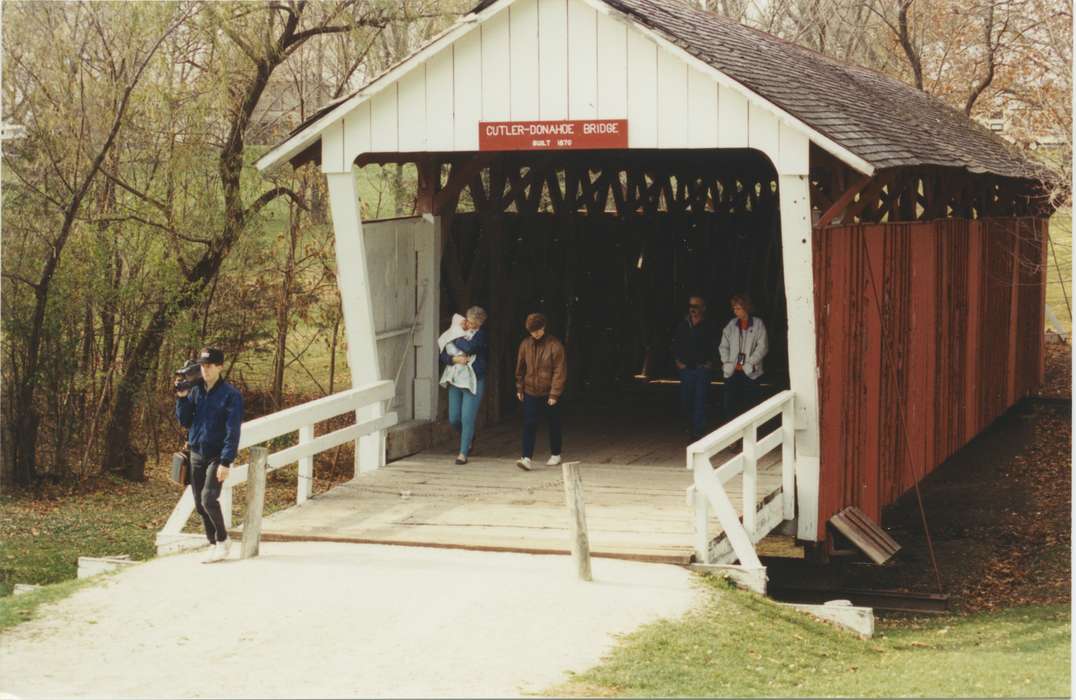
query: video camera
173 359 203 393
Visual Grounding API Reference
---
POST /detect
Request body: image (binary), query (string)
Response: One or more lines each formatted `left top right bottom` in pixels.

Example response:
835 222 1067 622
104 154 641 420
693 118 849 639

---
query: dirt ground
841 343 1072 613
0 543 701 698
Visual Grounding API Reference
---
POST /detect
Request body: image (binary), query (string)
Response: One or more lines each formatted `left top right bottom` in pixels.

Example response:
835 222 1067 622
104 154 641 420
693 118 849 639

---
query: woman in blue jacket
439 306 489 464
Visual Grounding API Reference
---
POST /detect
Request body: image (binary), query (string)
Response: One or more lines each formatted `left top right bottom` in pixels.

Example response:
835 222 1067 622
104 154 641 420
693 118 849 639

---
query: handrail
687 389 796 567
156 380 398 552
686 391 793 465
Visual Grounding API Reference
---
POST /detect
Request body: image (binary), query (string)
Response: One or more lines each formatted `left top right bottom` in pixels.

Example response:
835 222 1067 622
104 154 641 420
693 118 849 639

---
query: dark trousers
723 371 762 422
521 394 562 459
190 451 228 544
679 367 711 438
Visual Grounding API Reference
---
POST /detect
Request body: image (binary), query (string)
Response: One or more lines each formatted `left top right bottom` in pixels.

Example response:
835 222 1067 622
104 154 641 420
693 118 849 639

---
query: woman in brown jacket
514 313 567 471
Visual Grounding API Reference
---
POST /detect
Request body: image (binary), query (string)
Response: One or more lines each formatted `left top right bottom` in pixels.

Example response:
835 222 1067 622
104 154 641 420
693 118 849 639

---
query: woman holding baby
438 305 489 464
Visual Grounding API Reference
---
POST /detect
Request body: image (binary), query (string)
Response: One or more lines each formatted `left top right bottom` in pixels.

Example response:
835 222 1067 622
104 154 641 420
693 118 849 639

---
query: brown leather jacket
515 334 567 399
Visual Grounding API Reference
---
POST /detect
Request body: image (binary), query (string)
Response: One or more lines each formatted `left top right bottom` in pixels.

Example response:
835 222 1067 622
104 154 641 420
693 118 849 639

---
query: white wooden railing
156 380 397 553
686 390 796 567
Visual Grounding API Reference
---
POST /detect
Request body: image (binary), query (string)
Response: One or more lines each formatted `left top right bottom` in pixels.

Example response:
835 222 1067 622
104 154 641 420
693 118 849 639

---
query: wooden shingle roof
595 0 1046 181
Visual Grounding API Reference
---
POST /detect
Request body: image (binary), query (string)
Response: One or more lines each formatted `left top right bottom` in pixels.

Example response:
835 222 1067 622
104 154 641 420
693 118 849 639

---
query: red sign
479 119 628 151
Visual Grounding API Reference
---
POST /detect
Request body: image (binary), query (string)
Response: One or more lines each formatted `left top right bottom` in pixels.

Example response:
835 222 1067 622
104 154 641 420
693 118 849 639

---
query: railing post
742 423 758 538
692 482 711 564
297 424 314 505
781 398 796 520
242 446 268 559
561 462 593 582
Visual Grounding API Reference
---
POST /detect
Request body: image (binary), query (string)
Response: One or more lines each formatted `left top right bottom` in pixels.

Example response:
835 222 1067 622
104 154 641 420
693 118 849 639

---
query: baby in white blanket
439 313 478 394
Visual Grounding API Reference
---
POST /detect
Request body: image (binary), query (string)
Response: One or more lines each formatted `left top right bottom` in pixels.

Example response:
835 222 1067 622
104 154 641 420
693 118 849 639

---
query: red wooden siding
813 218 1047 539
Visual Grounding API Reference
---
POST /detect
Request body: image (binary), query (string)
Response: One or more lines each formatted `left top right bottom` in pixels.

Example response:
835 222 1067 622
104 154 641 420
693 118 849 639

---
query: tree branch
244 186 307 220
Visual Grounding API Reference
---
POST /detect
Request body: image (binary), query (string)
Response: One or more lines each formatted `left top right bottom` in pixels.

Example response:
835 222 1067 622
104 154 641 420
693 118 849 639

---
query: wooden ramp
258 410 782 564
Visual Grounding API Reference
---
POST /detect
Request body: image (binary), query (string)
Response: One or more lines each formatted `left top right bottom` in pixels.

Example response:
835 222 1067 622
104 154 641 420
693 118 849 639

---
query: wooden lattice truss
358 150 780 219
358 148 1053 226
810 147 1053 227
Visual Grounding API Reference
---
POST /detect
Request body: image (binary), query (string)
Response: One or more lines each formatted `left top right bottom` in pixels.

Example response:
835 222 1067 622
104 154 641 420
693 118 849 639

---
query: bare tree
1 1 188 484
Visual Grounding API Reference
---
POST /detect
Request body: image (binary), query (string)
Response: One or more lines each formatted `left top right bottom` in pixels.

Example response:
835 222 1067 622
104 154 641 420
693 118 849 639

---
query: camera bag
170 451 191 487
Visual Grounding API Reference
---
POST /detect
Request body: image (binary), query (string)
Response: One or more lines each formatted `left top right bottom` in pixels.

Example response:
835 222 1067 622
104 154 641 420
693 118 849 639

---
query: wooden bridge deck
258 406 783 563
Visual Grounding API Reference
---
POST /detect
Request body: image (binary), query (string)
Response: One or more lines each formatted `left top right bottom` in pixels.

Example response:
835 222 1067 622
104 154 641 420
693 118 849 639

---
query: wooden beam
609 169 627 217
468 171 489 211
414 156 438 215
546 168 564 214
434 156 492 215
815 175 873 228
841 174 892 224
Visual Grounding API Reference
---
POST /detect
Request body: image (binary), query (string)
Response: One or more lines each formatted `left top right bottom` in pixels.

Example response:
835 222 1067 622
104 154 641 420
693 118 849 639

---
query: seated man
671 295 717 440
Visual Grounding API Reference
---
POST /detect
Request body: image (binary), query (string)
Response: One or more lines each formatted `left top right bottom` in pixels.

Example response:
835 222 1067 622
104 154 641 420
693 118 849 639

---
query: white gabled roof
257 0 889 176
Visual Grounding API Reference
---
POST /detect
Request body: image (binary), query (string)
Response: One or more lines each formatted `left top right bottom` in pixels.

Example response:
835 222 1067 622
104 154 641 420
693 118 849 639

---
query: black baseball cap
198 347 225 365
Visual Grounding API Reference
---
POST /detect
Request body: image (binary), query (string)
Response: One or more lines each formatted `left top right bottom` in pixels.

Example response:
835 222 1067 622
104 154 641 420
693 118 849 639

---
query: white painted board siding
718 84 748 148
567 0 598 119
363 217 423 422
510 0 540 120
748 102 779 168
321 121 346 173
397 65 427 152
626 29 657 147
596 11 627 118
657 47 687 148
426 49 455 151
687 66 718 148
344 102 372 167
481 10 511 121
779 120 810 175
538 0 569 120
371 83 399 152
453 29 482 150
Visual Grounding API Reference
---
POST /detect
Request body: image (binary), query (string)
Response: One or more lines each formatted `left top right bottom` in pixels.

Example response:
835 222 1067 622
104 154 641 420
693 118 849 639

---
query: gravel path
0 542 701 698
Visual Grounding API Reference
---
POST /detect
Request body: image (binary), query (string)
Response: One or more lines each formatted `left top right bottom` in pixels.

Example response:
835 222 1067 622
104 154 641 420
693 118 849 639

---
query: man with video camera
175 347 243 563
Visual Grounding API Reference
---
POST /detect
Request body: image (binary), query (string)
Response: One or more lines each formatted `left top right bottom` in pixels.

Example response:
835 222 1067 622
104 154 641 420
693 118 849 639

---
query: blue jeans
723 371 761 422
679 367 711 438
448 378 485 457
521 394 562 459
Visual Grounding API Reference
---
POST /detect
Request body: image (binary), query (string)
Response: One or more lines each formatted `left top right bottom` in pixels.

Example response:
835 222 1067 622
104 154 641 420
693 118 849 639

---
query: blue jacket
176 379 244 465
440 326 489 380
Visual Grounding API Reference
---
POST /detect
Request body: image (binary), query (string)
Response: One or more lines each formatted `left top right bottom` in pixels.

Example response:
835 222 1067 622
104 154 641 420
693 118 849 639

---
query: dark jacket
671 317 717 369
439 326 489 380
515 334 568 399
176 379 244 465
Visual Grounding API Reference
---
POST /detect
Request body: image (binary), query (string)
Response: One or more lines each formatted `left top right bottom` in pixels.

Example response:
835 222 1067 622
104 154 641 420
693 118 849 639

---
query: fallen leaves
843 344 1071 614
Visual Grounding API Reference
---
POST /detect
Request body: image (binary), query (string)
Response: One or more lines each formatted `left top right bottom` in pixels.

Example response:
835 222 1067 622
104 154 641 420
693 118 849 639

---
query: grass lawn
551 576 1071 698
1047 208 1072 333
0 577 93 634
0 474 177 593
0 456 348 596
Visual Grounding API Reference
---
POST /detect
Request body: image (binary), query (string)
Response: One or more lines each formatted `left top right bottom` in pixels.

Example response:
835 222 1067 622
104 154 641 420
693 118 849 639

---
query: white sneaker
201 543 221 564
218 539 232 560
546 455 562 466
516 457 533 471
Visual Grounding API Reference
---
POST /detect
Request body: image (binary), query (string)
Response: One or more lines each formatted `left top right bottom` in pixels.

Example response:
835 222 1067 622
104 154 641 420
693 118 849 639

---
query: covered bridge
226 0 1055 568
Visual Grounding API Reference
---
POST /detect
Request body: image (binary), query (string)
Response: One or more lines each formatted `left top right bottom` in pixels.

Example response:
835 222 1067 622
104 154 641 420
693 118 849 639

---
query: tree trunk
100 302 180 475
272 208 299 408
